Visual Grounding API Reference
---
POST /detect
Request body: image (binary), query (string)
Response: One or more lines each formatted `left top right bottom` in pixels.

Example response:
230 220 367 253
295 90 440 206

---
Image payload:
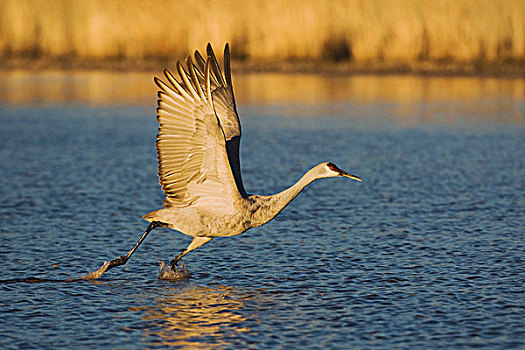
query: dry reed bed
0 0 524 68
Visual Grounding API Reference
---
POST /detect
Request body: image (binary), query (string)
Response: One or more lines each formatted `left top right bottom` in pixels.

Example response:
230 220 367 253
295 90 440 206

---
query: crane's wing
154 55 242 214
192 44 247 197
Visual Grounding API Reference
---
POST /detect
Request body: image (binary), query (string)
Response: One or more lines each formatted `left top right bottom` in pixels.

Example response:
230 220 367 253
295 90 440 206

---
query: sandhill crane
84 43 361 280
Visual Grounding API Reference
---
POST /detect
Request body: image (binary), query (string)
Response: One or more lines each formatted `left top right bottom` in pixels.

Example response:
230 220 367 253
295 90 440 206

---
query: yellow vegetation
0 0 524 65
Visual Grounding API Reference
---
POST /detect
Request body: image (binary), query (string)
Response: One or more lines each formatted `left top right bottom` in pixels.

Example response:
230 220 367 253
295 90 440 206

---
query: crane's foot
79 255 129 280
107 255 128 270
159 259 189 280
80 261 111 280
170 257 179 270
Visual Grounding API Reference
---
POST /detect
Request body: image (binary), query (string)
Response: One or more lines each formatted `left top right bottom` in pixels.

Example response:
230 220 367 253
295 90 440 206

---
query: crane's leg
170 237 212 270
105 221 164 271
81 221 163 280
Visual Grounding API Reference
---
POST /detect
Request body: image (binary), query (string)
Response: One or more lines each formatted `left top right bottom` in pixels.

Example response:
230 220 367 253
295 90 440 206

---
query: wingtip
164 68 175 80
153 76 163 88
162 69 174 83
223 43 232 88
194 50 201 61
185 54 193 66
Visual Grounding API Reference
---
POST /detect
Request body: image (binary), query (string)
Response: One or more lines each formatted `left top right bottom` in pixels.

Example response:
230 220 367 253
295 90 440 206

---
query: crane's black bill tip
342 171 362 181
327 162 362 181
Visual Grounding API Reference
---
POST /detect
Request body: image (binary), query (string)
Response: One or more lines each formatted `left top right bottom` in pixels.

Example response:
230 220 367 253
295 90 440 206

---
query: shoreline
1 58 525 78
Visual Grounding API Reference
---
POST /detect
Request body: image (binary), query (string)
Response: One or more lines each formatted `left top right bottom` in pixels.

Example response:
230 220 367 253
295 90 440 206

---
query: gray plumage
143 43 362 263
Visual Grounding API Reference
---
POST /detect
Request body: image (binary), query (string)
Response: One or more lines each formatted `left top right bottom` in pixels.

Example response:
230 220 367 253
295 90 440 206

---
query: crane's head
320 162 362 181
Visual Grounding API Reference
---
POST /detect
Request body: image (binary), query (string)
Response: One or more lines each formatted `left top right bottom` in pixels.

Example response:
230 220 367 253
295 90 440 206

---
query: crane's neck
250 167 321 227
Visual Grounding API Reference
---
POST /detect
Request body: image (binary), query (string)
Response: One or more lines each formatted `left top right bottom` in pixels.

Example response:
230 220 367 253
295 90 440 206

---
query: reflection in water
1 70 523 125
130 284 250 349
235 74 525 125
236 74 525 105
0 70 156 106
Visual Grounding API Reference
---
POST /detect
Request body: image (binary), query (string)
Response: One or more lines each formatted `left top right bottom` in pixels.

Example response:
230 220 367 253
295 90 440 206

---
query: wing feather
187 56 205 99
164 69 194 102
177 61 200 100
194 50 206 72
154 56 241 211
207 43 226 86
191 44 247 197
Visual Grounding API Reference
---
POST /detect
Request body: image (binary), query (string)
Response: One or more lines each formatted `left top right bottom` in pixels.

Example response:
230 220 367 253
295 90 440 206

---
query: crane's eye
327 163 339 172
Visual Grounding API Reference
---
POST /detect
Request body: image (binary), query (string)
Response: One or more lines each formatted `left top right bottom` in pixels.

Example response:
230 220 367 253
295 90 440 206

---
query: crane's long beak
341 170 362 182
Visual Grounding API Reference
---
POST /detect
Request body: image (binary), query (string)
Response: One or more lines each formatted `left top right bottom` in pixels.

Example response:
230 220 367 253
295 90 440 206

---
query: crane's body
143 163 347 239
144 195 266 238
84 43 361 280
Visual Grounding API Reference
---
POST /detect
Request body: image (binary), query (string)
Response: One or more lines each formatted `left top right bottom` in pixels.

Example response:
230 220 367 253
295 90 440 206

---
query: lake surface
0 71 524 349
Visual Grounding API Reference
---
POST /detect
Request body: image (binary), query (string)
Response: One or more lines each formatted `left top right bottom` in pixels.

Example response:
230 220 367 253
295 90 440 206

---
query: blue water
0 74 524 349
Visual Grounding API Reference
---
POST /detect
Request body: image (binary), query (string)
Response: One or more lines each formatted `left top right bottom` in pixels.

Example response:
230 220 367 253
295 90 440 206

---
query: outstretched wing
154 55 242 214
192 44 247 197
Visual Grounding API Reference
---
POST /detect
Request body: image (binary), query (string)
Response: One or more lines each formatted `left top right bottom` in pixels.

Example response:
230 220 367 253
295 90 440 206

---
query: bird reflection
129 284 251 349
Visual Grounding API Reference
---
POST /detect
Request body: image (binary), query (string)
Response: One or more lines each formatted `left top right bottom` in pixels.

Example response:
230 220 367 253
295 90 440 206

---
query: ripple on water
1 97 524 349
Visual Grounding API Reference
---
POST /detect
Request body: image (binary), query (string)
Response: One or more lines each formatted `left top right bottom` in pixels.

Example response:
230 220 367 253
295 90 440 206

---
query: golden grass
0 0 524 65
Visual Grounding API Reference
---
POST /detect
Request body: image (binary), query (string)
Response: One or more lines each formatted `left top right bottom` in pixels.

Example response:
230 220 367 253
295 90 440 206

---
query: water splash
158 260 190 280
